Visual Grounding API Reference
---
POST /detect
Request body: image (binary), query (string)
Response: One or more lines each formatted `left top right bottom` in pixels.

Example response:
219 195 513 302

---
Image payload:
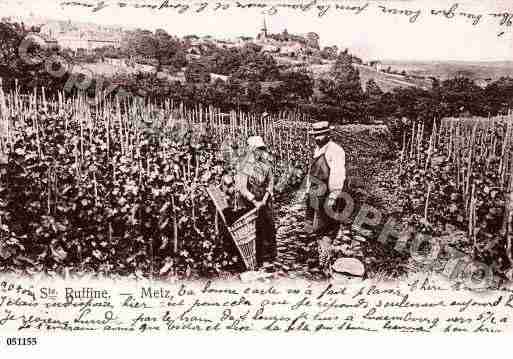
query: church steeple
260 18 268 38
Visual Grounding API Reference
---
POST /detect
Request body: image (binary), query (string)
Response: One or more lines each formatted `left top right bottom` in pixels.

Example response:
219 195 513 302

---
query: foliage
439 77 485 117
0 21 70 94
3 19 513 129
318 49 364 106
398 117 513 277
319 45 338 60
185 61 211 84
365 79 383 98
0 90 310 277
278 68 314 102
124 28 182 73
202 44 281 82
231 53 280 82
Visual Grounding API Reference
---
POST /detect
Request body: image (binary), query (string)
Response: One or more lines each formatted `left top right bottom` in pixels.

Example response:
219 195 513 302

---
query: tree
242 42 262 54
246 81 262 104
207 48 243 75
318 50 363 105
315 50 365 123
185 61 211 83
170 50 187 71
319 45 338 60
226 78 244 110
126 28 180 73
0 21 70 94
484 77 513 115
430 77 440 90
365 79 383 98
279 68 314 102
454 69 475 79
439 77 484 116
0 21 28 81
232 53 279 82
364 79 385 122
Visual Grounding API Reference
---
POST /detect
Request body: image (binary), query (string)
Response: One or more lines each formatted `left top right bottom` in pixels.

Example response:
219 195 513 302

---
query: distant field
356 64 432 91
381 60 513 81
81 63 153 76
82 58 509 93
80 63 186 83
310 63 430 92
78 63 139 78
82 60 424 93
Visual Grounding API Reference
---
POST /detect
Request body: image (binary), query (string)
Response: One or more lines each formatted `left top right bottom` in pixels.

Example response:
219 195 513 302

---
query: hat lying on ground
247 135 267 149
309 121 334 136
331 257 365 278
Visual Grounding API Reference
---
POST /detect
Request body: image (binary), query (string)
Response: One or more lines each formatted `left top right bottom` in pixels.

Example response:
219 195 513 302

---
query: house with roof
253 19 320 59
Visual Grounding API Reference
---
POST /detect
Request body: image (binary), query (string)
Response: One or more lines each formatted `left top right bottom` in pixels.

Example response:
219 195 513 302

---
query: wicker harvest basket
228 208 259 271
205 185 259 271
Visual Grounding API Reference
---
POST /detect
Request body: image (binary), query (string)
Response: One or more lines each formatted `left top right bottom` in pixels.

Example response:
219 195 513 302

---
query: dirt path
273 199 323 279
271 159 412 281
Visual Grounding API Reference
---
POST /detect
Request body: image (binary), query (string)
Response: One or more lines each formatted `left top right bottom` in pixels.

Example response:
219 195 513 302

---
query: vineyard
0 85 322 279
1 81 512 282
398 115 513 278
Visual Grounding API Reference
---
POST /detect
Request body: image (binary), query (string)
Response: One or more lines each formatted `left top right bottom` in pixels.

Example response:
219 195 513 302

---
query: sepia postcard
0 0 513 355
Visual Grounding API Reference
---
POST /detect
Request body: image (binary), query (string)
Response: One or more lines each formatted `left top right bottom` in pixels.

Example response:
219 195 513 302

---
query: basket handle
239 207 259 221
206 186 228 225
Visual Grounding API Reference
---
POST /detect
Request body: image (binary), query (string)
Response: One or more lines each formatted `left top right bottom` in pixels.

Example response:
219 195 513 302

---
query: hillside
82 59 433 94
356 64 432 91
381 60 513 81
309 63 432 92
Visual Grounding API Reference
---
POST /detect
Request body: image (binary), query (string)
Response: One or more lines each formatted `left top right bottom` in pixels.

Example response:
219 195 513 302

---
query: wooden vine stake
506 151 513 268
469 183 477 256
171 194 178 254
424 182 431 223
505 189 513 269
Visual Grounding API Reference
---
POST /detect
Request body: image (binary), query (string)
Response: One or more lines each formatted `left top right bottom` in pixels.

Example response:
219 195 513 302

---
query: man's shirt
313 141 346 196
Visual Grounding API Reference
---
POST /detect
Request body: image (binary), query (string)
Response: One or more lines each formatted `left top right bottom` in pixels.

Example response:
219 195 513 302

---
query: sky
1 0 513 61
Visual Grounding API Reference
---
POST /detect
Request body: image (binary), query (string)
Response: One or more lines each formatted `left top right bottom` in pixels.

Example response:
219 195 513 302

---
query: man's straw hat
247 135 266 149
331 257 365 278
308 121 334 136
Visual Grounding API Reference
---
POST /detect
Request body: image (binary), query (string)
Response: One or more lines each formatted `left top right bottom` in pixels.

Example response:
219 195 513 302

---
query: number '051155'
6 337 38 346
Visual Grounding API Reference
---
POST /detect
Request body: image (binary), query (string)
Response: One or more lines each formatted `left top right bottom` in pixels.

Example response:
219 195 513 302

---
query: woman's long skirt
255 200 277 266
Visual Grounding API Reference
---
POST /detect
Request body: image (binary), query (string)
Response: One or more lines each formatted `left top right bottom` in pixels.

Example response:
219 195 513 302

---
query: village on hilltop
1 14 439 92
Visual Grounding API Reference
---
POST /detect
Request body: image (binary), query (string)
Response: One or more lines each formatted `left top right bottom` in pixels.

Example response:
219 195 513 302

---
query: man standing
305 121 347 239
